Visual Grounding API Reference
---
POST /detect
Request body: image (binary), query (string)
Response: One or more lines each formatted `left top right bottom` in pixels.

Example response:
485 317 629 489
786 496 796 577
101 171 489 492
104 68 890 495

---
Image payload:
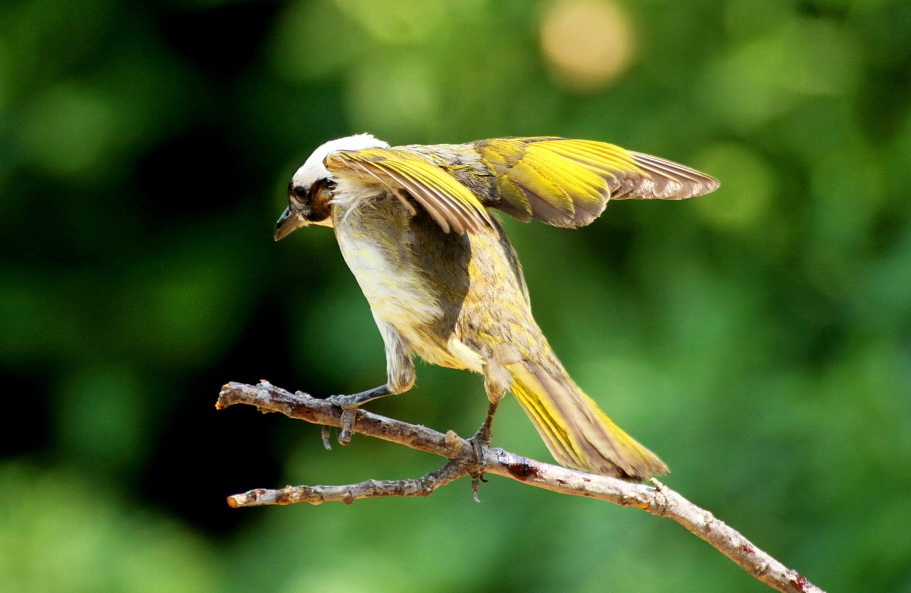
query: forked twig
217 380 823 593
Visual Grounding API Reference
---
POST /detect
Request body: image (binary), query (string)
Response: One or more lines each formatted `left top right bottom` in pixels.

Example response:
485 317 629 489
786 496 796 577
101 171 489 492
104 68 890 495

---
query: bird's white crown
291 133 389 189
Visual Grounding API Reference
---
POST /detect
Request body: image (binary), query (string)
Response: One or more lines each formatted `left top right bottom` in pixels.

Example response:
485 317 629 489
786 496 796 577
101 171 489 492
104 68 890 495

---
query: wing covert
324 147 493 234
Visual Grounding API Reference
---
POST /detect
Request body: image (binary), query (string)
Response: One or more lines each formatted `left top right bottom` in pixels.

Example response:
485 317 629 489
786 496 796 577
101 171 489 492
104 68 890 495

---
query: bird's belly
335 229 484 372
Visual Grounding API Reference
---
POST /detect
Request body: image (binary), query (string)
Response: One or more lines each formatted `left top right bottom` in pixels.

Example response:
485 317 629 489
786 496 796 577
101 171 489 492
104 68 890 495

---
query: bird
275 134 719 480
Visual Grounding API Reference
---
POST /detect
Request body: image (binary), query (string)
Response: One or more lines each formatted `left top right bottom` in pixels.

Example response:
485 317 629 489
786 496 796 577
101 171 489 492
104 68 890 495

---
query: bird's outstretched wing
472 137 720 227
325 137 719 234
324 147 494 235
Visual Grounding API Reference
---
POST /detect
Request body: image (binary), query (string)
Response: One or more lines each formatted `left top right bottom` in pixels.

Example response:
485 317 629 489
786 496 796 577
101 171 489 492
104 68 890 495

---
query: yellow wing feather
325 148 493 234
474 137 719 227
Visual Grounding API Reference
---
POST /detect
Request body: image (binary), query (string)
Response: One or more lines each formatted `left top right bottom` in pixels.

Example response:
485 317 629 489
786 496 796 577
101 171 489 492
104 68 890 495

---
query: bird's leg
469 365 509 500
324 326 416 445
474 359 510 445
472 398 501 445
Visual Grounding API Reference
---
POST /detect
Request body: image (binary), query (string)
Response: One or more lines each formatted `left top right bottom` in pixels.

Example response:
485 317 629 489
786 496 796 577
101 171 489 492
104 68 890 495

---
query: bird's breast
333 198 443 333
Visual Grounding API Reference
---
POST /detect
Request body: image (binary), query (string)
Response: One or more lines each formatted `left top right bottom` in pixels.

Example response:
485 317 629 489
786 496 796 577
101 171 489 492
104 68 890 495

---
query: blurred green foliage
1 0 909 591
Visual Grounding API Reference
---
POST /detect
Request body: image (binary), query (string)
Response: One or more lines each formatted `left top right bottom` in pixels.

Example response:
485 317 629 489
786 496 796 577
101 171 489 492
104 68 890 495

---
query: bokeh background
2 0 909 591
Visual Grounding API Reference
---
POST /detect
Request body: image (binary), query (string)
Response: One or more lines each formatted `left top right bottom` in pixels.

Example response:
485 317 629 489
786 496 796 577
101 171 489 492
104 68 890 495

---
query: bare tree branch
216 380 824 593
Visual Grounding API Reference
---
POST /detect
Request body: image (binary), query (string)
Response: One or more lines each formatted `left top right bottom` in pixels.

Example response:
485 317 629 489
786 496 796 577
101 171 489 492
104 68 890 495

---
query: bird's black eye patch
291 185 308 200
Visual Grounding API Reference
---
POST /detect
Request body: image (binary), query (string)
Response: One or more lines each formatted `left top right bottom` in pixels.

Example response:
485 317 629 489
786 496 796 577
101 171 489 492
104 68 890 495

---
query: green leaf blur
1 0 909 592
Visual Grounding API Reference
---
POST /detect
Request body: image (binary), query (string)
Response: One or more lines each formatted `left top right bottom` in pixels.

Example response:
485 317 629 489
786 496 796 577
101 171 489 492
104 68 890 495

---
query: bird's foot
464 399 501 501
467 425 494 503
325 385 391 446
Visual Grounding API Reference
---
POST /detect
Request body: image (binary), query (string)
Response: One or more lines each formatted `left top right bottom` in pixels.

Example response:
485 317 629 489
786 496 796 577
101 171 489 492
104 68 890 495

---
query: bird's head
274 133 389 240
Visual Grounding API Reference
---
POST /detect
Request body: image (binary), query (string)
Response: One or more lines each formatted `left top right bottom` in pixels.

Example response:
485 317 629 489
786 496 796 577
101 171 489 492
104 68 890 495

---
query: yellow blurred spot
539 0 635 92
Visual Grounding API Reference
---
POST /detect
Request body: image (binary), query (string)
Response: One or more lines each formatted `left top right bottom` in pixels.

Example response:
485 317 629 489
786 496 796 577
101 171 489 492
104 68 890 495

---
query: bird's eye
325 180 337 191
291 185 308 200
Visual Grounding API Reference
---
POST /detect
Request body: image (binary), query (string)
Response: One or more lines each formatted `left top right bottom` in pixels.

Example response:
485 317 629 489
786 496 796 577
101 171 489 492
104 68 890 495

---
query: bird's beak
274 207 309 241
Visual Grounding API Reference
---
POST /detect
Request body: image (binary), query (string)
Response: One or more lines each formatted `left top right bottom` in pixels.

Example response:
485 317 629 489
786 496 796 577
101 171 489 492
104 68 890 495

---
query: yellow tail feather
508 361 667 480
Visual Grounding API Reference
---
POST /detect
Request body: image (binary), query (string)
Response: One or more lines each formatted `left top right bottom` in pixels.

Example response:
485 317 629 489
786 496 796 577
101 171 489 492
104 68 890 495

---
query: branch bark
216 380 823 593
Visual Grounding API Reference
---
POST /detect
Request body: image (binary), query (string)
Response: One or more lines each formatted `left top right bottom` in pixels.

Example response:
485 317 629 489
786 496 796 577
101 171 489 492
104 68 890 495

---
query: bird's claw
467 430 492 503
324 395 361 446
337 408 357 445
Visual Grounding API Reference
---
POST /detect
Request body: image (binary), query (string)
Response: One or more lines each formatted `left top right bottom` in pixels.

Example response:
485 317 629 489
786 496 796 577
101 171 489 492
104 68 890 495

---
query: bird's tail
507 360 667 480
